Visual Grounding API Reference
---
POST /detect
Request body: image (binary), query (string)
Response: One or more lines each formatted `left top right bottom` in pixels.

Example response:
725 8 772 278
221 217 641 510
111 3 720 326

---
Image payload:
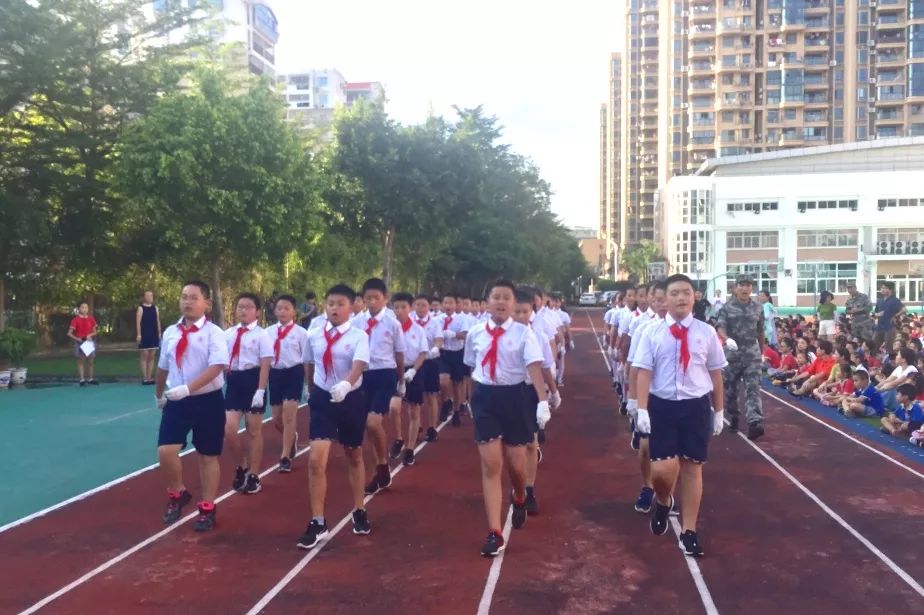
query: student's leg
224 411 243 466
308 441 332 517
281 399 298 457
453 380 466 411
344 446 366 511
158 444 185 491
271 403 284 435
478 440 505 531
406 402 421 449
244 412 264 473
365 412 388 465
503 444 527 502
439 373 452 406
639 438 653 488
390 395 403 443
525 435 539 488
87 354 95 380
426 393 439 428
76 356 85 381
651 457 681 506
198 454 220 502
677 460 703 532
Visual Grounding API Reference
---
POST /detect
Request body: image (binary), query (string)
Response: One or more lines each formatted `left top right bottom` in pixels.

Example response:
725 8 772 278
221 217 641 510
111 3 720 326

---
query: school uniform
223 322 274 412
308 313 328 331
157 316 229 455
633 313 727 463
400 319 430 405
303 321 370 448
266 321 309 405
464 318 543 445
440 312 469 383
351 311 406 414
415 313 442 394
524 318 556 435
618 306 640 338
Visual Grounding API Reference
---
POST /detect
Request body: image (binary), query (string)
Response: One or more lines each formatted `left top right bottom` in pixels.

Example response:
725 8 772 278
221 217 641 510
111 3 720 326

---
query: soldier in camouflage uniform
715 275 765 441
845 282 873 344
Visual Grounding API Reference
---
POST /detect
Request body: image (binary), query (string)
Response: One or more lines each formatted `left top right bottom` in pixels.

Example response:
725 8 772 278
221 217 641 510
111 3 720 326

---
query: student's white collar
178 315 207 328
238 320 258 331
326 321 352 334
666 313 695 328
487 317 513 331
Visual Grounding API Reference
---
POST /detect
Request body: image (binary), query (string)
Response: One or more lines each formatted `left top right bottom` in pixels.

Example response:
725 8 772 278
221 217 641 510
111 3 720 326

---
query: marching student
440 293 470 426
550 292 572 387
392 292 430 465
620 285 650 414
513 289 561 515
297 284 372 548
351 294 366 318
352 278 406 495
633 274 727 558
155 281 229 532
430 297 443 318
136 290 162 385
223 293 274 495
267 294 309 473
458 295 477 419
464 279 549 557
414 294 444 442
68 301 99 386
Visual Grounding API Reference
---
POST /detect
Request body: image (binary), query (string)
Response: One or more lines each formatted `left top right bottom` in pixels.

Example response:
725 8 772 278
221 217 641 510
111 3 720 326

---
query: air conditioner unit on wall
879 240 891 254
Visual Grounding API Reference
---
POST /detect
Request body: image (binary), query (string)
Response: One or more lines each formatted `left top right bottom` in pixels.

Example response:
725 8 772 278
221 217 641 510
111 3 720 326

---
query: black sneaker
650 497 673 536
440 400 452 422
511 497 527 530
232 466 247 492
162 489 191 524
451 411 461 427
193 504 216 532
243 473 262 494
525 491 539 515
297 519 329 549
364 474 381 495
537 428 547 445
352 508 371 535
678 529 704 558
747 422 765 441
425 426 439 442
378 465 392 489
79 380 87 387
389 439 404 460
279 456 292 473
403 449 415 466
728 416 739 434
634 486 655 513
480 531 505 557
88 379 100 386
619 400 628 415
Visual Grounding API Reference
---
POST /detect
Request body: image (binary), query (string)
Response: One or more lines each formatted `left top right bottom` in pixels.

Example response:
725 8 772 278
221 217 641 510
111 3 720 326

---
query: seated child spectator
789 340 836 397
773 350 809 386
876 347 919 411
816 363 855 407
762 345 781 372
768 338 797 379
880 383 924 437
841 369 884 418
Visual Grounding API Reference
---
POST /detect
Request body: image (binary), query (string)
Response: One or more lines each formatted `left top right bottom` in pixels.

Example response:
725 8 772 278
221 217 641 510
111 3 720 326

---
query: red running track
2 308 923 614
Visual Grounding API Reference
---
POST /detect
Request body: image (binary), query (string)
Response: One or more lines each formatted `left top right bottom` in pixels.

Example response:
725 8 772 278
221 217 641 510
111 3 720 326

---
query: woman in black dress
135 290 161 385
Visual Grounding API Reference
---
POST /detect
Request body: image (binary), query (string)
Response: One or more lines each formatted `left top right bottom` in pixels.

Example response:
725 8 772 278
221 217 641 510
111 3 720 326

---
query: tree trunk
382 226 396 289
210 258 225 328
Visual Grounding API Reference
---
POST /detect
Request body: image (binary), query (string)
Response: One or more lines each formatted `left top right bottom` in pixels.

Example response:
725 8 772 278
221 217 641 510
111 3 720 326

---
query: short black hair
362 278 388 295
910 338 923 351
664 274 694 290
898 382 917 399
442 291 459 300
899 347 916 365
550 291 563 300
854 369 870 381
235 292 262 310
183 280 211 299
881 281 895 291
817 339 834 355
430 296 441 303
415 294 431 303
651 280 668 293
514 289 533 305
392 292 414 305
304 291 316 301
276 294 298 309
780 337 794 349
489 278 517 296
326 284 356 301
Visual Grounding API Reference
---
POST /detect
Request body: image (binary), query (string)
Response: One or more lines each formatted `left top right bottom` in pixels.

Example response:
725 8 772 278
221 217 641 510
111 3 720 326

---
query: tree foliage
620 240 663 283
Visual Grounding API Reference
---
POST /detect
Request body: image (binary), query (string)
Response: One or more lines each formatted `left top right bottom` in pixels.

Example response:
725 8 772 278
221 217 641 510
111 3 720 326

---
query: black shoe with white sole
650 496 673 536
278 456 292 473
403 449 415 466
352 508 371 535
511 498 527 530
232 466 247 492
678 529 704 557
297 519 329 549
243 473 262 494
480 531 505 557
389 439 404 459
425 426 439 443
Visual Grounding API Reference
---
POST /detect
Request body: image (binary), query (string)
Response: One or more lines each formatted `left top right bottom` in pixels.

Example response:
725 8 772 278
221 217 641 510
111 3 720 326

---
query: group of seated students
763 313 924 447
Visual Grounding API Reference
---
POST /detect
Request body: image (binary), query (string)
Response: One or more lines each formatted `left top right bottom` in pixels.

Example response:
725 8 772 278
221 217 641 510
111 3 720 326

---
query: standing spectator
68 301 99 387
136 290 162 385
299 291 318 329
816 291 837 342
845 282 873 344
711 288 725 317
759 290 778 347
692 289 711 321
873 282 904 351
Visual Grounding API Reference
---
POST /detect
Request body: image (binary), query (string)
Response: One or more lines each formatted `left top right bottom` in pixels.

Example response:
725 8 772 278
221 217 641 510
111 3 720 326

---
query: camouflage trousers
724 358 763 425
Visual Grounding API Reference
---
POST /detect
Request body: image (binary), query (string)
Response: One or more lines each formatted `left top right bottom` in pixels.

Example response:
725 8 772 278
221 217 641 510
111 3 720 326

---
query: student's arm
541 367 558 396
710 369 724 412
527 362 549 402
411 351 426 372
395 351 405 378
258 357 270 391
186 365 225 394
635 368 652 412
155 368 168 399
346 360 366 387
304 362 314 388
135 307 143 342
89 323 98 340
67 325 80 343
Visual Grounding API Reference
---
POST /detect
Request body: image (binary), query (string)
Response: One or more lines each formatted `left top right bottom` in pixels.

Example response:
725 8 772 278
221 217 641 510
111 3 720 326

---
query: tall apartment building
601 53 623 277
279 69 384 134
599 102 608 244
618 0 924 253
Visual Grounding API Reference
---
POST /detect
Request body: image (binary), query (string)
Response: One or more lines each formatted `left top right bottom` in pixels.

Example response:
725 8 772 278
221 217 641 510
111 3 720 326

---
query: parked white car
579 292 598 306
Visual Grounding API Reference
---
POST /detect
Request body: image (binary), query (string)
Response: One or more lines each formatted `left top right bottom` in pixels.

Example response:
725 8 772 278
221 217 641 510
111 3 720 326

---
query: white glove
303 383 311 402
635 408 651 434
330 380 351 403
570 340 575 351
536 400 551 429
156 395 167 409
442 329 456 341
428 346 440 359
164 385 190 401
251 388 265 409
403 368 417 383
397 380 406 397
627 398 638 420
550 390 562 410
712 408 724 436
725 338 738 351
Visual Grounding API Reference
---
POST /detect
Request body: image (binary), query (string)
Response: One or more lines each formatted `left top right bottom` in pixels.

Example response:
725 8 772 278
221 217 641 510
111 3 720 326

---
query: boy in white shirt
266 295 309 473
392 292 430 465
440 293 470 426
414 294 444 442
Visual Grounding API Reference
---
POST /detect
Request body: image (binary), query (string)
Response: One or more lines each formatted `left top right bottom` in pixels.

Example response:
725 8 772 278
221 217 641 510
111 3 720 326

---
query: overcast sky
272 0 621 229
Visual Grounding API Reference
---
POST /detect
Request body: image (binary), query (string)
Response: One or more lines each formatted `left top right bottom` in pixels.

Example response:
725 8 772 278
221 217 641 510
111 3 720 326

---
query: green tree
115 68 322 326
620 240 663 283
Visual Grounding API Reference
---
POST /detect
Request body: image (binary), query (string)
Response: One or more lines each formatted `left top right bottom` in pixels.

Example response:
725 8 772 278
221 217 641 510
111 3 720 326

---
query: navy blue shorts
269 364 304 406
421 359 441 393
225 367 264 413
158 389 225 456
471 382 531 446
648 394 712 463
523 385 539 435
403 368 424 406
362 368 397 414
309 387 368 448
439 350 466 383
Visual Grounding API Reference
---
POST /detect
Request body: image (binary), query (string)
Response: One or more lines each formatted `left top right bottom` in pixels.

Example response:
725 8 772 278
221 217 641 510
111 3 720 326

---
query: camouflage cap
735 274 755 286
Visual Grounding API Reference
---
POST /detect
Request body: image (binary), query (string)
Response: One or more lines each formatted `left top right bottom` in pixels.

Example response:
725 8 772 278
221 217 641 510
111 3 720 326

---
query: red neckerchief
481 322 506 381
274 322 295 366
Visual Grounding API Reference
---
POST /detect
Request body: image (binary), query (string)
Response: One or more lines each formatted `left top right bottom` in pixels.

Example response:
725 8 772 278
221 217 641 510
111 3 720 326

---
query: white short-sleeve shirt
224 321 274 371
441 312 468 352
400 320 429 365
304 321 369 392
414 313 441 350
464 318 544 386
351 311 406 370
158 316 228 394
265 321 309 369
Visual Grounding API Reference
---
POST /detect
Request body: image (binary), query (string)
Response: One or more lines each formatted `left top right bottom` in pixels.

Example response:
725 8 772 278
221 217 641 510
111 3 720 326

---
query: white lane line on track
761 389 924 482
585 310 720 615
727 421 924 598
92 406 153 425
1 406 303 535
476 507 514 615
245 418 451 615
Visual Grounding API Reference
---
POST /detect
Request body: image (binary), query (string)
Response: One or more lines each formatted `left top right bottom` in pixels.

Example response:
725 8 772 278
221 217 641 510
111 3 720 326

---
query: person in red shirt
789 339 836 397
67 301 99 386
762 345 781 370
